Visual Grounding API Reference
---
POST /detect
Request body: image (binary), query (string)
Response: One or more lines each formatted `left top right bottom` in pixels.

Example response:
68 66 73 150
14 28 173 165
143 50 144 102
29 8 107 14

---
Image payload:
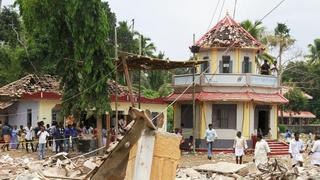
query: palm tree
240 20 265 39
140 36 156 57
267 23 295 72
240 20 275 66
307 38 320 64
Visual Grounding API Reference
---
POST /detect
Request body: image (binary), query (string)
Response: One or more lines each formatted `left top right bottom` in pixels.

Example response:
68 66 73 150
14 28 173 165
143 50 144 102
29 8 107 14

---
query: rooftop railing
173 73 278 88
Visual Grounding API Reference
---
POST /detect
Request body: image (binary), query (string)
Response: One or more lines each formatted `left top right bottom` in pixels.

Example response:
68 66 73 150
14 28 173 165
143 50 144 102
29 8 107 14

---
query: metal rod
192 34 196 153
114 27 119 132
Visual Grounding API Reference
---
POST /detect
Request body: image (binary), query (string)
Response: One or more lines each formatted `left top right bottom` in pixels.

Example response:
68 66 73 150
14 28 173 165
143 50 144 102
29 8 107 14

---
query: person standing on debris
24 123 34 152
254 134 270 166
309 134 320 166
205 124 218 160
10 125 18 149
17 125 26 149
37 126 50 160
233 131 248 164
1 122 12 151
289 132 304 167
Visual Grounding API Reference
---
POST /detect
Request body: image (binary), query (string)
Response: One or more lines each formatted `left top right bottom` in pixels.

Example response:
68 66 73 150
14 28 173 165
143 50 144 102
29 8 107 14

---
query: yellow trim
242 102 250 138
211 49 217 73
200 102 207 138
236 49 241 73
274 105 278 139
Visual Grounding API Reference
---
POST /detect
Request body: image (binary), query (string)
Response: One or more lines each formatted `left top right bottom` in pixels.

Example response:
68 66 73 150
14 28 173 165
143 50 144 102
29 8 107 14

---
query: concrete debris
0 153 104 180
194 162 247 174
177 158 320 180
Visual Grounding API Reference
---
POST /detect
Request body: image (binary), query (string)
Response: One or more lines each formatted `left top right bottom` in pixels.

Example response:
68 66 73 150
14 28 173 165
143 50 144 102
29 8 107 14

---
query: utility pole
138 35 142 109
114 27 119 133
191 34 198 153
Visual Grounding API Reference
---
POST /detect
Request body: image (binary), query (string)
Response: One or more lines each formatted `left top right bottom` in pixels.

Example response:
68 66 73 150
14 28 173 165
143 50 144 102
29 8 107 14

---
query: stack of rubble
0 153 105 179
176 159 319 180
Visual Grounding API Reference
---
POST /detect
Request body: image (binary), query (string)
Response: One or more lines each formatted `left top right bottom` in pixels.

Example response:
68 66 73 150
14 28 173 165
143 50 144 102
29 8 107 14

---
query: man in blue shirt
70 123 78 151
205 124 218 160
64 125 71 152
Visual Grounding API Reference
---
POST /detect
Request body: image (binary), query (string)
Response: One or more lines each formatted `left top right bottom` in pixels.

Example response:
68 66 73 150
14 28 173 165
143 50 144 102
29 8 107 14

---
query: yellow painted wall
236 48 241 73
110 102 168 131
242 102 251 138
39 100 60 125
273 105 278 139
200 102 207 138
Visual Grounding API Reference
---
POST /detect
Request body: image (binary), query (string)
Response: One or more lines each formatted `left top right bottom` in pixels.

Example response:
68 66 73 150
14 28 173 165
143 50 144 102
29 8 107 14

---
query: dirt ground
179 151 315 170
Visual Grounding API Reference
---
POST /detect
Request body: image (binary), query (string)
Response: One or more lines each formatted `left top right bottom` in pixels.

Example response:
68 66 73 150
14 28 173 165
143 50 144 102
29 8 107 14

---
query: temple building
166 14 288 148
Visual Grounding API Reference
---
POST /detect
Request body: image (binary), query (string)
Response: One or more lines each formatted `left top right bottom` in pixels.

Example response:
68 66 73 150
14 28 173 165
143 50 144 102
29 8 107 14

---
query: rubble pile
176 159 320 180
0 153 105 180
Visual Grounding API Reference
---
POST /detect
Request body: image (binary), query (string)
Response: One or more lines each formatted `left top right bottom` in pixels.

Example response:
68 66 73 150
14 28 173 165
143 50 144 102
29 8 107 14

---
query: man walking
37 126 49 160
254 134 270 166
289 132 304 167
205 124 218 160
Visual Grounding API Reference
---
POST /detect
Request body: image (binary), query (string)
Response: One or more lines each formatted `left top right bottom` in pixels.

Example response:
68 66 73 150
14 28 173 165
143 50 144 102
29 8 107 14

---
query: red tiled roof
165 92 288 104
195 14 263 50
278 111 316 118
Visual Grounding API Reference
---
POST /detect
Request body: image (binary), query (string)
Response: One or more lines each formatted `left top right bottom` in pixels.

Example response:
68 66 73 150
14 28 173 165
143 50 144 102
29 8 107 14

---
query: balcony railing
173 73 279 88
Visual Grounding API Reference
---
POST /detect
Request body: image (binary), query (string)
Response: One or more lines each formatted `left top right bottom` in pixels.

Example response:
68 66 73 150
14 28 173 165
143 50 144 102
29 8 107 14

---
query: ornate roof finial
226 10 230 16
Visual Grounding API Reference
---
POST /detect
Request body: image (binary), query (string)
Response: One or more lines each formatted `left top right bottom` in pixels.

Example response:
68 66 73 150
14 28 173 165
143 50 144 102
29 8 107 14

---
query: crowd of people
0 121 111 160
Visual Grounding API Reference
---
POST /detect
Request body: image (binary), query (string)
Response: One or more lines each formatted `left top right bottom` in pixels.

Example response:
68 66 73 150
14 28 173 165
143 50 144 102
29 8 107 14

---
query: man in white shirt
37 126 50 160
24 123 34 152
254 134 271 166
289 132 304 167
233 131 248 164
205 124 218 160
309 134 320 166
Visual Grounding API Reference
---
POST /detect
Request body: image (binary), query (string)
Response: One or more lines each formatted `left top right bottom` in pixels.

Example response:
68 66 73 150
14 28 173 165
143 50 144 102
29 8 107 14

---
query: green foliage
307 38 320 64
0 6 21 48
16 0 113 116
166 106 174 132
282 87 308 113
278 124 286 133
240 20 265 39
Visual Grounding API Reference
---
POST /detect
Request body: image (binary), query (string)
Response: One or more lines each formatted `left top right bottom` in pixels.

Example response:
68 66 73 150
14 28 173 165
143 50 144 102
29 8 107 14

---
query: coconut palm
240 20 275 66
307 38 320 64
267 23 295 69
240 20 265 40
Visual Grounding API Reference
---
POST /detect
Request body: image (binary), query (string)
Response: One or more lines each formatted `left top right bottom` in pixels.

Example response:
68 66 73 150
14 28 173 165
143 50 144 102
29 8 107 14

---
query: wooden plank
91 119 145 180
121 57 135 107
132 129 156 180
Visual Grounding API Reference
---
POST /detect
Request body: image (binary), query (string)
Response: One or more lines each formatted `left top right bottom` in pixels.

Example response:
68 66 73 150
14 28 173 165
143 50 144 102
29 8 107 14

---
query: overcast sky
2 0 320 60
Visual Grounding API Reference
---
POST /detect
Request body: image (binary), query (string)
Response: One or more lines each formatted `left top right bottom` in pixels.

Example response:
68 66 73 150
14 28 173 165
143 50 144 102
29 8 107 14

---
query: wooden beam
121 57 135 107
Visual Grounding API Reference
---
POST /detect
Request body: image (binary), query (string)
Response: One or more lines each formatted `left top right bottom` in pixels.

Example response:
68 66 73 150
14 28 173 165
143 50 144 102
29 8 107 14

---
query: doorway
254 105 270 136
